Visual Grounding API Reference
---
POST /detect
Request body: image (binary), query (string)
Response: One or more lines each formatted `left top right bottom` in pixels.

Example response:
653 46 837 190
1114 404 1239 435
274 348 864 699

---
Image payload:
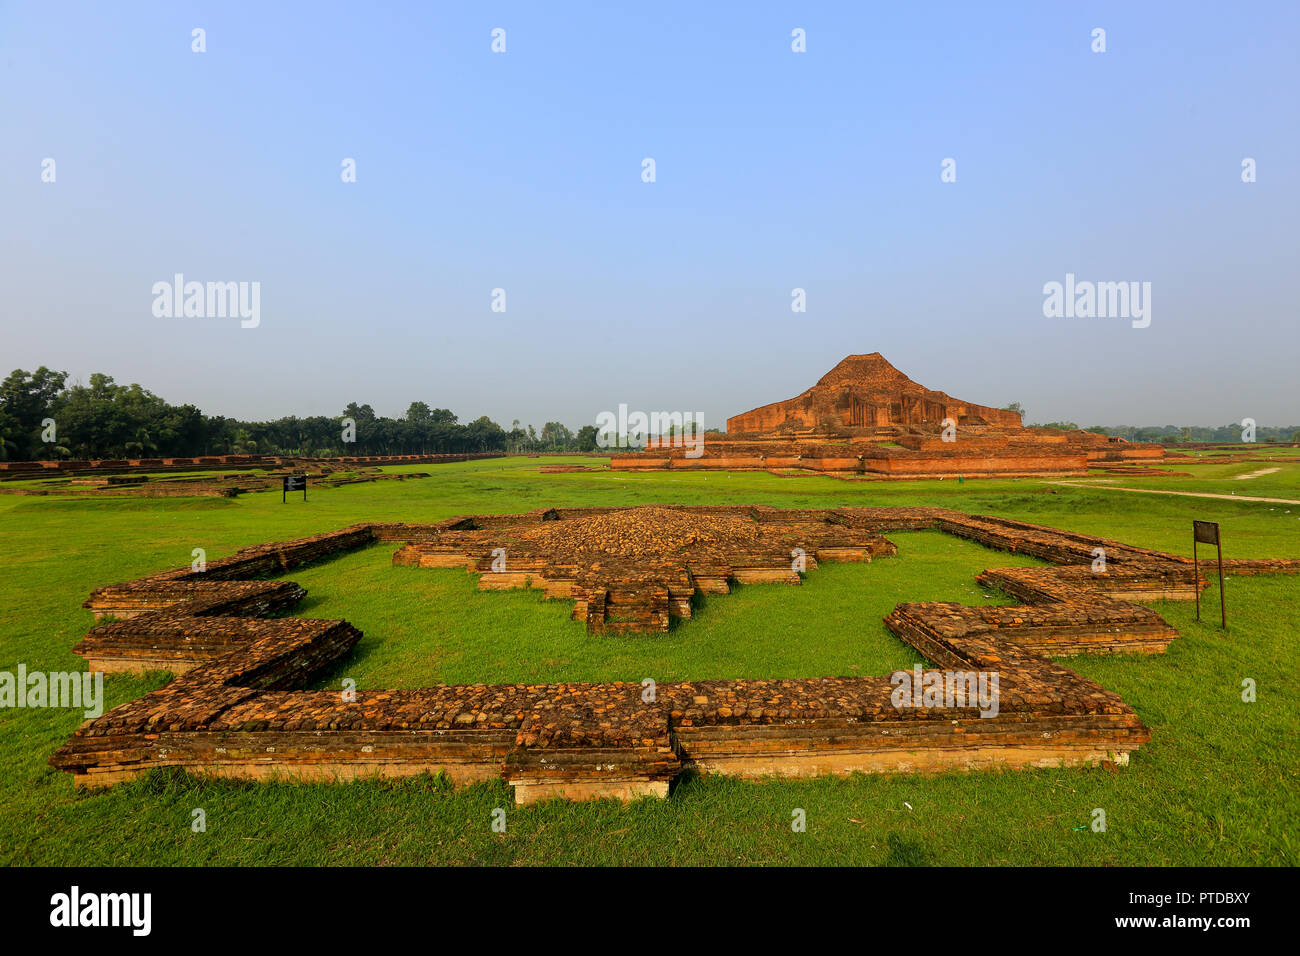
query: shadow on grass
883 832 935 866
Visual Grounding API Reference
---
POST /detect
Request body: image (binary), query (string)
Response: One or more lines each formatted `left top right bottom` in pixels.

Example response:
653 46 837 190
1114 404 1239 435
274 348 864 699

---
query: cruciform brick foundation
50 506 1300 803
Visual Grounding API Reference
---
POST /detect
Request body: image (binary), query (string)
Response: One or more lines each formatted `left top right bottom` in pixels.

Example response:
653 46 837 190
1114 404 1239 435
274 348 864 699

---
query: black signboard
1193 520 1225 628
283 474 307 502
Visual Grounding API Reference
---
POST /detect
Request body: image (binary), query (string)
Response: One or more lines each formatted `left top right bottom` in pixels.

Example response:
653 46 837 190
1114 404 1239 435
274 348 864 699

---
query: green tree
342 402 376 423
0 366 67 458
540 421 573 450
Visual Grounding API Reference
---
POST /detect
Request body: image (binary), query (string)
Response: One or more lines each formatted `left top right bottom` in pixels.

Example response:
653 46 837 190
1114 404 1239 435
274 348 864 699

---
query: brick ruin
0 464 435 499
0 453 515 498
610 353 1164 477
727 353 1022 433
51 506 1299 803
0 452 502 482
393 506 897 633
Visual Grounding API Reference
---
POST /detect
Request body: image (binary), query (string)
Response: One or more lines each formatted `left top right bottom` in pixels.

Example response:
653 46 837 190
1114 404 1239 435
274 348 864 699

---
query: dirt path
1233 467 1282 480
1050 481 1300 506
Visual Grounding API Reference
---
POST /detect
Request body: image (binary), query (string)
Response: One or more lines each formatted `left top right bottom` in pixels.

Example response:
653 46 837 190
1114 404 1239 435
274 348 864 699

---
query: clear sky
2 1 1297 430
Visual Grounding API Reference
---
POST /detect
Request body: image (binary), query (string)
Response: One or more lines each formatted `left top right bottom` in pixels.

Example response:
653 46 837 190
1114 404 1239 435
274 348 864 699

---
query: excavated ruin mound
724 352 1024 434
814 352 924 393
517 507 765 557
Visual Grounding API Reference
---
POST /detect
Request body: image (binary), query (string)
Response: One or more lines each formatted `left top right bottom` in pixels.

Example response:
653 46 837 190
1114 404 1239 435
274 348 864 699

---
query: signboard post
1192 520 1225 628
283 474 307 503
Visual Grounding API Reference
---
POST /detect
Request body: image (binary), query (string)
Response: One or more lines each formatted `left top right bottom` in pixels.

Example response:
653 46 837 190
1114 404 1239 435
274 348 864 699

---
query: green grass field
2 457 1297 865
1064 458 1300 501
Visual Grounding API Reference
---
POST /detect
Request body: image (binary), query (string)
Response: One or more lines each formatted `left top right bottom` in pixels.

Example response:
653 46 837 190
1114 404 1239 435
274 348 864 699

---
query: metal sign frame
1192 520 1225 628
282 474 307 503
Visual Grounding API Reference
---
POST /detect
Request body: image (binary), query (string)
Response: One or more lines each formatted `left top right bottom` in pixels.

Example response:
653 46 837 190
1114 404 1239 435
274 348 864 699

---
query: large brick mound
50 507 1300 803
611 353 1163 477
727 352 1022 433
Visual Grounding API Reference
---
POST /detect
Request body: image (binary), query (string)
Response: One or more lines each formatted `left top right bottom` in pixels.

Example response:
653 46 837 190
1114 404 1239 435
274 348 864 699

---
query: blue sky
2 1 1297 429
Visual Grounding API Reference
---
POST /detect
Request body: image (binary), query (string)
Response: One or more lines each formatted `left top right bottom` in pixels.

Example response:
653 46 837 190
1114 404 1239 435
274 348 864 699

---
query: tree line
0 367 601 460
1001 404 1299 444
1079 424 1300 444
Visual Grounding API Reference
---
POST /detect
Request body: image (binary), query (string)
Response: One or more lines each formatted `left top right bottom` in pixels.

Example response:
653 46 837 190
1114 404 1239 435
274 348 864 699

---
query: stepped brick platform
392 506 897 633
51 507 1300 802
611 353 1162 477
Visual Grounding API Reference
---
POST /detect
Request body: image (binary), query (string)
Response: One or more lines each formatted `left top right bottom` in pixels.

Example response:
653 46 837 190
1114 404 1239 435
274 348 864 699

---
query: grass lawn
1 457 1296 865
1066 459 1300 500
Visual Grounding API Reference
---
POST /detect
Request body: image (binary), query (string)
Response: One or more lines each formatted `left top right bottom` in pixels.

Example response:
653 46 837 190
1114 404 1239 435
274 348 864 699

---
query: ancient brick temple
612 353 1162 478
726 352 1022 433
51 506 1300 803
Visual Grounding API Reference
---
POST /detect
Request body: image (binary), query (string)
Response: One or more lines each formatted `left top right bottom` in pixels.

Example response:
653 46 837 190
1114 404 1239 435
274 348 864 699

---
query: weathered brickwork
0 452 503 480
612 353 1160 477
726 353 1022 433
1 468 434 498
50 508 1300 802
394 506 896 633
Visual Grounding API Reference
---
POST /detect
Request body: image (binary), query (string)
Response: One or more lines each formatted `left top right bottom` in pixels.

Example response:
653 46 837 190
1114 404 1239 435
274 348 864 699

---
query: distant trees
404 401 432 425
0 366 601 460
540 421 574 450
1085 424 1300 444
1018 417 1300 444
0 367 68 459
